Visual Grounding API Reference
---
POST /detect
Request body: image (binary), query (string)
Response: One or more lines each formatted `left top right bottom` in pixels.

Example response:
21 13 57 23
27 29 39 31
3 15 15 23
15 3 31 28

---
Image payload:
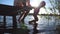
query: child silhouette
29 1 46 24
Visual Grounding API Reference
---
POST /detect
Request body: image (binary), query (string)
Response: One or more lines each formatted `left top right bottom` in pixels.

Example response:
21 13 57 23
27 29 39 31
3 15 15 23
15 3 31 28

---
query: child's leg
21 11 29 20
18 11 29 23
34 15 38 21
29 15 38 24
18 11 25 23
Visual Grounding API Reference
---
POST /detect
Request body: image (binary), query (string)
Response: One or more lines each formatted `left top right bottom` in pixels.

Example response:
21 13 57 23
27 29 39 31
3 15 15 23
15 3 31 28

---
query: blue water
0 15 60 34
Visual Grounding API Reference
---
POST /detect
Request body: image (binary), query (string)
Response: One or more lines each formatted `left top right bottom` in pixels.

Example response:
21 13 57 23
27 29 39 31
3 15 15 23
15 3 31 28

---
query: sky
0 0 52 7
0 0 14 6
30 0 53 14
0 0 58 14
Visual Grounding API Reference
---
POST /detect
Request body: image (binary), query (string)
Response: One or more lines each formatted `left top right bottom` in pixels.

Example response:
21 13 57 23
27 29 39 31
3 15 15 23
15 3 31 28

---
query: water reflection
0 15 60 34
25 15 60 30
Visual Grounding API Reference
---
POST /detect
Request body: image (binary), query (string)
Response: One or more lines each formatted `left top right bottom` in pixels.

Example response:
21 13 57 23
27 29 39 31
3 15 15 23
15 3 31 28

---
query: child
29 1 46 24
18 0 32 23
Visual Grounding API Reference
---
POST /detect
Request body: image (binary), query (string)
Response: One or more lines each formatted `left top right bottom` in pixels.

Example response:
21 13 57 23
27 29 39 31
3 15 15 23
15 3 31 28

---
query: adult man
29 1 46 24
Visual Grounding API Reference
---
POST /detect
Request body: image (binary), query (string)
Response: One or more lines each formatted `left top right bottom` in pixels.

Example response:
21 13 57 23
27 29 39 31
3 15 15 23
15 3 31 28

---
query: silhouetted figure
29 1 46 34
18 0 32 23
29 1 46 24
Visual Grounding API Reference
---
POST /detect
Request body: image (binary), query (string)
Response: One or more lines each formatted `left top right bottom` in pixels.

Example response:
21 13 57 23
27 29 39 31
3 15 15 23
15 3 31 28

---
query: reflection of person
18 0 32 23
29 1 46 24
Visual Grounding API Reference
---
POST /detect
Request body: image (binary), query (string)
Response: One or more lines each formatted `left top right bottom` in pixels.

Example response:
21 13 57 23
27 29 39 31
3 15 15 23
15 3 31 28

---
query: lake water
0 15 60 34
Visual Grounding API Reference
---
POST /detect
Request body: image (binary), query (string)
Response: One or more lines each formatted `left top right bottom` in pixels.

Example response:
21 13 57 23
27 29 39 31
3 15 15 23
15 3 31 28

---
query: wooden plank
0 4 19 16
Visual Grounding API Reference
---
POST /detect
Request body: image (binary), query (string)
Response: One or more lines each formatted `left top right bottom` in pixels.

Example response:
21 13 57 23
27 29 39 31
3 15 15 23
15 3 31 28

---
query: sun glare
30 0 47 14
39 8 47 14
30 0 42 7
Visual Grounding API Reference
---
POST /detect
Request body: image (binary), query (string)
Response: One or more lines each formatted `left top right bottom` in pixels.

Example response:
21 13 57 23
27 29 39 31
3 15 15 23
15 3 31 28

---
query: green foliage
48 7 53 11
45 16 51 19
20 23 28 30
48 0 60 13
57 16 60 19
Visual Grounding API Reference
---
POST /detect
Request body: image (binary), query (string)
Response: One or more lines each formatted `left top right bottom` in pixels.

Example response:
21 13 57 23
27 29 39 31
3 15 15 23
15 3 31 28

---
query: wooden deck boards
0 4 19 16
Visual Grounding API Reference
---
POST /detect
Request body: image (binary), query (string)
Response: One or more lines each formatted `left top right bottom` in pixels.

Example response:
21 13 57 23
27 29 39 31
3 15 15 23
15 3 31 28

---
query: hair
40 1 46 6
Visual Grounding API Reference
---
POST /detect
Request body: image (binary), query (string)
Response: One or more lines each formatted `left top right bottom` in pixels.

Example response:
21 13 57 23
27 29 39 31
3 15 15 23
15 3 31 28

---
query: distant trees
48 0 60 14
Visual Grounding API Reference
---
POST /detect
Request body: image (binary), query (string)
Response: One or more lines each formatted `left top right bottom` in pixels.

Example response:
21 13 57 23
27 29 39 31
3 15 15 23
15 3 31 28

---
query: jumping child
29 1 46 24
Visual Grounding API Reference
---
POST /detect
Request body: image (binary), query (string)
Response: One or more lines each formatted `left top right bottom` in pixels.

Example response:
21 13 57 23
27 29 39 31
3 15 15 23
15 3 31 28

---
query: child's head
39 1 46 7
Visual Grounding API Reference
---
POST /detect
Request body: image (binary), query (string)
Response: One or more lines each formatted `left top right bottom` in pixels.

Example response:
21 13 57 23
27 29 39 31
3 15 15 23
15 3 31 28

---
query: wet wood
0 4 19 16
13 16 17 29
3 16 6 28
0 4 18 33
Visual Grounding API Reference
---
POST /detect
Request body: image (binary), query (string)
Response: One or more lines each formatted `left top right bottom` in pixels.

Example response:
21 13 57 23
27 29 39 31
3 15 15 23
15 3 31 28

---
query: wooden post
12 15 17 34
13 15 17 29
4 16 6 28
3 16 6 33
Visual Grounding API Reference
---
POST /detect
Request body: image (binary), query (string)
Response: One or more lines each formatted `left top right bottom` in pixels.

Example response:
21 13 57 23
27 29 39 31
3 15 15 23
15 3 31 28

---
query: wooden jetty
0 4 20 34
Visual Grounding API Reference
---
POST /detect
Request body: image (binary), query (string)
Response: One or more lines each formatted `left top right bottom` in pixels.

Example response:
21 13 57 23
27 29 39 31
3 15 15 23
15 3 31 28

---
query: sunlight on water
0 15 60 34
0 16 3 22
6 16 13 29
0 15 60 29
